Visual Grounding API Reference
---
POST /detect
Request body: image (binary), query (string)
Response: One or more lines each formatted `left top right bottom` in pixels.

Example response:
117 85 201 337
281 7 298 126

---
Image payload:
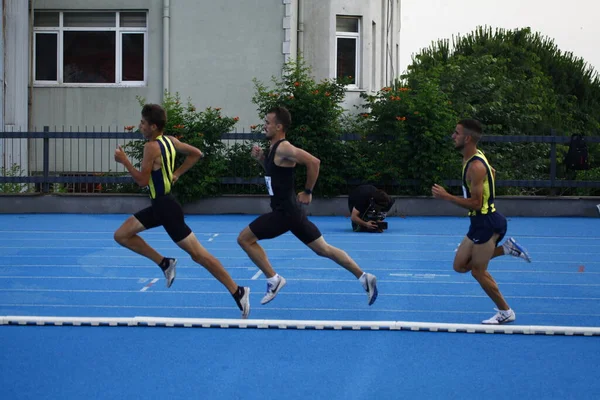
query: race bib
265 176 274 195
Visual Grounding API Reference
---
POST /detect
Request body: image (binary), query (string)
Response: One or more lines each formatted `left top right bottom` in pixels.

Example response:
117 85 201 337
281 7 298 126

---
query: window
336 16 360 88
33 11 147 86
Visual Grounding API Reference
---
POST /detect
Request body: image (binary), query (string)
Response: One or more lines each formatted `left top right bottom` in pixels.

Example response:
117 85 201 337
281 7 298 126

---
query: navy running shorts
249 209 322 244
467 212 507 245
134 194 192 243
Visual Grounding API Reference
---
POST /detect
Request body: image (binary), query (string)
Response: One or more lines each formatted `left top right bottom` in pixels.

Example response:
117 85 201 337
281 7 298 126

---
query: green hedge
122 28 600 201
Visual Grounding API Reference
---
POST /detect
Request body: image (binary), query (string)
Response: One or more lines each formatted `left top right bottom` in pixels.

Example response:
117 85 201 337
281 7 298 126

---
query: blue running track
1 214 598 399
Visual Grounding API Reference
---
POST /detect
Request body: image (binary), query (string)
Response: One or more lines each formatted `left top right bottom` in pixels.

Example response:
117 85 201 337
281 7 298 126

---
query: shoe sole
367 275 378 306
509 238 531 263
261 277 287 305
482 313 516 325
482 318 516 325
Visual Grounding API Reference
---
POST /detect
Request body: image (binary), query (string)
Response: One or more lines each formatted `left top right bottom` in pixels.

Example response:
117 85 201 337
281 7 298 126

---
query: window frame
33 11 148 87
335 16 361 90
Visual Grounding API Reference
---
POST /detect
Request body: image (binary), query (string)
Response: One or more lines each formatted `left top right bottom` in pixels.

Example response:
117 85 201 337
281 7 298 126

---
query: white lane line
1 276 599 287
251 270 263 280
4 244 600 255
6 237 600 249
390 273 450 278
140 278 159 292
1 230 599 240
2 288 600 301
3 265 599 275
1 303 600 318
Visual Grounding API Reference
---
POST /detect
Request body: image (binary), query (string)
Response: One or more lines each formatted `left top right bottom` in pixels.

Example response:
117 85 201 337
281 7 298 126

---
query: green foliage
111 48 599 200
0 164 31 193
403 26 600 194
123 91 238 203
252 58 351 196
353 79 459 194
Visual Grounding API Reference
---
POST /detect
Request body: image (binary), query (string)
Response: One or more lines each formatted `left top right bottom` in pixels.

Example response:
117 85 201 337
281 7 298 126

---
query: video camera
364 208 388 230
362 197 395 231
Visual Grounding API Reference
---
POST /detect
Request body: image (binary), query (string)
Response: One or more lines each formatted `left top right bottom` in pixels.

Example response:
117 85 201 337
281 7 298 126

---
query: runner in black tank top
265 139 302 214
237 106 379 306
113 103 250 318
432 119 531 325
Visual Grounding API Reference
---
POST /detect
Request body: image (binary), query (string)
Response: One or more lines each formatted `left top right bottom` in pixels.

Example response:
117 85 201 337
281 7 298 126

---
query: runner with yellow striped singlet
113 103 250 318
432 119 531 325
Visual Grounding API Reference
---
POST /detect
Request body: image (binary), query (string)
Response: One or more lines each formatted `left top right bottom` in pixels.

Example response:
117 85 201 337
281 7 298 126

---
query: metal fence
1 128 600 194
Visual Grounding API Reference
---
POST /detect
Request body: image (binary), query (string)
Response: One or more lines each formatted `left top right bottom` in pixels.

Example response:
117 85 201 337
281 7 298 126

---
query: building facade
1 0 400 173
3 0 598 174
27 0 400 130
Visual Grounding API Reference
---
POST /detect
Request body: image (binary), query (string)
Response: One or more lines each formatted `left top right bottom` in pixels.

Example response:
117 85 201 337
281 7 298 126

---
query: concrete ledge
1 193 599 217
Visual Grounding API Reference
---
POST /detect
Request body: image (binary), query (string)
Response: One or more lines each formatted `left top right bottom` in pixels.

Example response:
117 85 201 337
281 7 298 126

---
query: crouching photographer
348 185 395 232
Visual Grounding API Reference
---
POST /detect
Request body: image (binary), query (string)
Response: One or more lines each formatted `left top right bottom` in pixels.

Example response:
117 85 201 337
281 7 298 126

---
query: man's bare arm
115 142 159 187
432 161 486 211
167 136 203 182
277 141 320 191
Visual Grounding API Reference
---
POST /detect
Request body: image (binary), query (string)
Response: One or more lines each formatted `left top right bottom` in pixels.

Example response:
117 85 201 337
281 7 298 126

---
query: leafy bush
123 91 238 202
403 26 600 194
352 79 459 194
251 58 351 196
0 163 31 193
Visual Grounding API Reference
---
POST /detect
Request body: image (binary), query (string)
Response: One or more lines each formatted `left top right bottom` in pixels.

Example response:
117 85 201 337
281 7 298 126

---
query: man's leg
306 236 363 278
177 232 238 294
306 236 378 305
177 232 250 318
453 236 474 273
237 226 277 278
114 216 163 265
237 226 286 305
455 236 515 270
469 233 510 311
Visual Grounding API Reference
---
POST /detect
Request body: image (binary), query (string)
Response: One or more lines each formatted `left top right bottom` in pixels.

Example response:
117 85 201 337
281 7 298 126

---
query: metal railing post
43 126 50 193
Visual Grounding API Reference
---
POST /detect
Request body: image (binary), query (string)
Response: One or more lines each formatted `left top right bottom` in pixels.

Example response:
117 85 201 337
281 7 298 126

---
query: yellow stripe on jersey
149 135 176 199
462 149 496 216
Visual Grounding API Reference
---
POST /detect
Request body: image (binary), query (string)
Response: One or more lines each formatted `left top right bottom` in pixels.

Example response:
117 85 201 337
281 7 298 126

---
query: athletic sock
267 274 280 285
232 286 245 301
358 272 367 289
159 257 170 271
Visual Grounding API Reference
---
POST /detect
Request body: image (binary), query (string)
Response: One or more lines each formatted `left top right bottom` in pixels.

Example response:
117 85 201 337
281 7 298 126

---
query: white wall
302 0 400 113
399 0 600 76
3 0 29 176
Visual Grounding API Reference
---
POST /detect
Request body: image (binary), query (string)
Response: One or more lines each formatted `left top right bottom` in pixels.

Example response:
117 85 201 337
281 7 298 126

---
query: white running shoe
363 273 378 306
163 258 177 288
235 287 251 319
261 275 287 305
482 308 516 325
505 238 531 263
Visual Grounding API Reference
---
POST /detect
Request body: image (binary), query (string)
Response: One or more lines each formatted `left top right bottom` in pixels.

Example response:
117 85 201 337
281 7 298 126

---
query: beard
265 131 275 139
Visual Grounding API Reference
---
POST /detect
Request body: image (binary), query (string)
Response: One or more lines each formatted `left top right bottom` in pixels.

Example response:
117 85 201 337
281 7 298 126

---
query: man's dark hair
372 189 394 212
268 106 292 133
142 104 167 131
458 119 483 143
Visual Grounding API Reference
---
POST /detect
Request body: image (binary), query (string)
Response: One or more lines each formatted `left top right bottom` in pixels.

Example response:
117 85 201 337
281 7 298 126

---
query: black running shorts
134 194 192 243
249 209 322 244
467 212 507 245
